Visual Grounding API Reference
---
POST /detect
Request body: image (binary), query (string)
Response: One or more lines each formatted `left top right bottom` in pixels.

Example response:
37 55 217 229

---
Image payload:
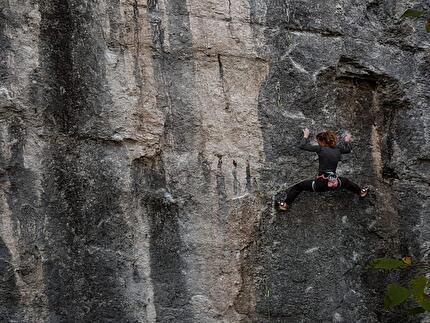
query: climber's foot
360 186 370 198
278 202 289 211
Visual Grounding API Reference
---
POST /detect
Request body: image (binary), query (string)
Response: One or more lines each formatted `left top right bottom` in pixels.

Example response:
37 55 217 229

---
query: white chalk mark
231 193 250 200
281 110 307 120
289 56 309 74
305 247 320 254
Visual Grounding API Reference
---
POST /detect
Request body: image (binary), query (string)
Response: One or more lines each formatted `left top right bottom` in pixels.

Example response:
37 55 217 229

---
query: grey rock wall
0 0 428 322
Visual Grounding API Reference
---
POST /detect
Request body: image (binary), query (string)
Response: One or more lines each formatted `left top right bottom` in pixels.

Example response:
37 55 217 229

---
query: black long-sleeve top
299 137 351 173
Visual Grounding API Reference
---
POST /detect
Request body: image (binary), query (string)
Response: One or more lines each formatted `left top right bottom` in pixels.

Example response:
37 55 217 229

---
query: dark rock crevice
37 0 135 321
217 54 231 111
41 141 132 322
0 237 20 322
132 154 192 322
215 155 229 219
332 56 410 182
147 0 164 52
143 0 203 320
106 0 122 50
132 0 144 93
147 0 201 153
0 0 12 83
37 0 111 137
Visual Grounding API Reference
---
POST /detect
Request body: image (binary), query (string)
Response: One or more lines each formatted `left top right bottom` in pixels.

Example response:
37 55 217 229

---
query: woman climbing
278 128 369 211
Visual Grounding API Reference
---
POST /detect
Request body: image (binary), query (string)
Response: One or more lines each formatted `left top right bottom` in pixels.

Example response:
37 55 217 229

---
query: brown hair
316 131 337 148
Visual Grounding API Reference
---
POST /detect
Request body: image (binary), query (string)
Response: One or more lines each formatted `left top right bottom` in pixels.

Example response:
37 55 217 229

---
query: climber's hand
303 128 310 139
343 132 351 142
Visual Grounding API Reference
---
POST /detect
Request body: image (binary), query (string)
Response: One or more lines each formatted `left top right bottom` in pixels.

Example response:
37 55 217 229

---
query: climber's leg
278 177 334 210
338 177 369 197
279 179 315 210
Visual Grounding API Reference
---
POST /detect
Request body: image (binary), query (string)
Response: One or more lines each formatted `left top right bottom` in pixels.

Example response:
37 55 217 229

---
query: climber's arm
299 128 321 152
338 132 352 154
338 142 352 154
299 137 321 152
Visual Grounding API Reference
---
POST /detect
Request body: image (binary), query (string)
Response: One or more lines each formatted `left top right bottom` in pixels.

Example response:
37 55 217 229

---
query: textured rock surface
0 0 429 322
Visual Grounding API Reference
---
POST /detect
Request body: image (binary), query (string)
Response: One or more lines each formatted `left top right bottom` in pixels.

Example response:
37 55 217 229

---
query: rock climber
278 128 369 211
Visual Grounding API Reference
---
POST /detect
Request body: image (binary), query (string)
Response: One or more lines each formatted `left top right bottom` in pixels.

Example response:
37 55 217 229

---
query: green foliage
410 275 427 303
401 9 430 32
371 256 430 316
401 9 425 18
410 276 430 311
384 283 410 309
370 258 406 269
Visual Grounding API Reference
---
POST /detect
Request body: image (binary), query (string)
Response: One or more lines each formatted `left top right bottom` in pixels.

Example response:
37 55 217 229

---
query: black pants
284 176 361 205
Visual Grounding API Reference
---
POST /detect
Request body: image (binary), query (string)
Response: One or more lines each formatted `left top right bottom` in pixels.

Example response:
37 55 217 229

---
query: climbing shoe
360 186 370 198
278 202 289 211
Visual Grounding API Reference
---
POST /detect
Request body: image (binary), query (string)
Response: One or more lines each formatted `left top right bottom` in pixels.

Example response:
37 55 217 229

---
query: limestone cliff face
0 0 429 322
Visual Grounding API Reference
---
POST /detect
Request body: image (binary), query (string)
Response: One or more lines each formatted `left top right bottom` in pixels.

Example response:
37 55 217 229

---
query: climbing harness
312 171 339 191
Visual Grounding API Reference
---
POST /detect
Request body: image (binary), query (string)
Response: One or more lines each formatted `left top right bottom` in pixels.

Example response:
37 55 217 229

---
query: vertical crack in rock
132 155 191 322
216 155 229 219
145 0 200 320
160 0 201 151
0 238 20 320
3 118 43 321
132 0 143 92
245 161 252 192
217 54 231 111
230 196 260 318
0 1 21 321
198 151 212 192
0 0 11 84
148 0 200 152
148 0 164 52
232 160 240 195
107 0 121 50
131 0 147 143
